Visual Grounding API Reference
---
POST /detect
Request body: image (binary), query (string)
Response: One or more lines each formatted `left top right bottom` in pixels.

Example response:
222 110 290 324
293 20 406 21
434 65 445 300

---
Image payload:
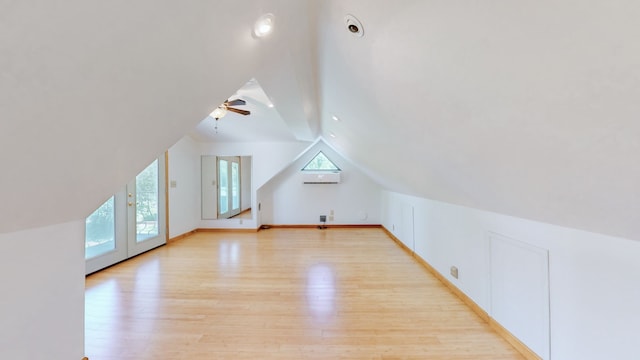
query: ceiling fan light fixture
254 13 275 37
210 106 227 119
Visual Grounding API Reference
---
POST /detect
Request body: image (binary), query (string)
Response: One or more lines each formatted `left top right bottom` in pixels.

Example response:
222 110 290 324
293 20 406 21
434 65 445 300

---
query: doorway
85 157 166 274
217 156 241 219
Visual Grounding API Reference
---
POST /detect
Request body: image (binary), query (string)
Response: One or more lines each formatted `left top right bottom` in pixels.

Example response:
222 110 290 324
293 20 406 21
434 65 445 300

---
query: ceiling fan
210 99 250 120
210 99 250 133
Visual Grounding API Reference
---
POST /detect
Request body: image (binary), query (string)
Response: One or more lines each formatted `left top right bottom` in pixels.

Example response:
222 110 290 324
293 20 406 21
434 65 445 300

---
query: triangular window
301 151 341 171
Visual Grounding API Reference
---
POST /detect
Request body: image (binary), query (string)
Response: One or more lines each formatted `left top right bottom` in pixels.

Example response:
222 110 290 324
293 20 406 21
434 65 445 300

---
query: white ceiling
3 0 640 241
189 79 298 143
316 0 640 240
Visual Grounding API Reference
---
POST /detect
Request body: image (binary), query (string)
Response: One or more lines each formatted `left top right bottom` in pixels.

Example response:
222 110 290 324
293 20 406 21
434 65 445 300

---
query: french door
217 156 241 219
85 157 166 274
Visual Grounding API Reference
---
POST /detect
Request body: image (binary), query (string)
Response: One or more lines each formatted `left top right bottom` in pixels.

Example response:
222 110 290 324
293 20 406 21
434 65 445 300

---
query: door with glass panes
217 156 241 219
85 157 166 274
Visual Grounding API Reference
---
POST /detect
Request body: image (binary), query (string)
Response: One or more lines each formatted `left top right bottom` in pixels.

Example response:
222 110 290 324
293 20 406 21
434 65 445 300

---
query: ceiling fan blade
225 99 246 106
227 107 251 116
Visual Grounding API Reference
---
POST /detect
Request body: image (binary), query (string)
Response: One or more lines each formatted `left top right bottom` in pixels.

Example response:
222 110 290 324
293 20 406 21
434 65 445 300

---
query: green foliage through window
302 151 341 171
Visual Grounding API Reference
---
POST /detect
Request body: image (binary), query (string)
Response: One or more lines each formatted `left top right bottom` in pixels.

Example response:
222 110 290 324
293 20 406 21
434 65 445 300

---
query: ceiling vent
345 14 364 37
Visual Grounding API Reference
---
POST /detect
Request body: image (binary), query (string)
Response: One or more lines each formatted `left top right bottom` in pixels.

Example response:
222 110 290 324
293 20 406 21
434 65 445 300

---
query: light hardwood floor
85 228 523 360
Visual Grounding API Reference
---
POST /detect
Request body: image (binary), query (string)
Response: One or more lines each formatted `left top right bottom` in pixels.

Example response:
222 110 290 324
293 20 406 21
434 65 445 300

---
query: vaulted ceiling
2 0 640 240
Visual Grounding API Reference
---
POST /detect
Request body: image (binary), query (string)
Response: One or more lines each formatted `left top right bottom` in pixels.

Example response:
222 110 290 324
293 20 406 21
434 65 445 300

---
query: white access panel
490 232 550 359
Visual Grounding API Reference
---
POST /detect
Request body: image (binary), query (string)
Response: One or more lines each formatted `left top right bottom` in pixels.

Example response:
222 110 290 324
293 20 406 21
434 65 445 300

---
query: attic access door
217 156 241 219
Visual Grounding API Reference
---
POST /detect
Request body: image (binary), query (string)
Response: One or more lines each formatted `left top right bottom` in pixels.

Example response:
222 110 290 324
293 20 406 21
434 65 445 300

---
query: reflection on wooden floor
85 228 523 360
230 208 252 220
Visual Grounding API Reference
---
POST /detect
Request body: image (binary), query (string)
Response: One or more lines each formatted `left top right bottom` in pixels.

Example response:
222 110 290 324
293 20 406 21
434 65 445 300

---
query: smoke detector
345 14 364 37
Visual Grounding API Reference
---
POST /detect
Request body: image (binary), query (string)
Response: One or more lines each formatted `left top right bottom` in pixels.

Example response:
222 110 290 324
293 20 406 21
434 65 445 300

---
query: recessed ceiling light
267 103 274 108
332 115 340 121
345 14 364 37
254 13 275 38
329 132 336 138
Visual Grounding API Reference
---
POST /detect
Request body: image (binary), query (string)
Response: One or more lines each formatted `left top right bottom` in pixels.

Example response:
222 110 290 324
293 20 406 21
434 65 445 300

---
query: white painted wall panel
265 141 382 225
382 190 640 359
168 137 201 237
241 156 252 211
490 233 550 359
0 221 85 360
198 141 310 229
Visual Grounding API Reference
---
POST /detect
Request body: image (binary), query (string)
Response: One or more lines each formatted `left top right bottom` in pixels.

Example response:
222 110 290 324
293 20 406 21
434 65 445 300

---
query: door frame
216 156 242 219
85 154 167 274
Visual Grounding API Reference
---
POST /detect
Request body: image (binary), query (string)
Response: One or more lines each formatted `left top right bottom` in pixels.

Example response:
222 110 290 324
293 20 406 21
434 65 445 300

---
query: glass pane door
85 156 166 274
128 158 166 257
135 160 159 242
218 159 228 215
217 156 241 219
231 161 240 211
85 191 128 274
85 196 115 259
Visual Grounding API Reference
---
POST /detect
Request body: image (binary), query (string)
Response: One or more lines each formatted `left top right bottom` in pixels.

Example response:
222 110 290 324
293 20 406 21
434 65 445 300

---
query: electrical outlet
320 215 327 222
330 209 334 216
239 219 243 225
450 266 459 279
328 215 334 221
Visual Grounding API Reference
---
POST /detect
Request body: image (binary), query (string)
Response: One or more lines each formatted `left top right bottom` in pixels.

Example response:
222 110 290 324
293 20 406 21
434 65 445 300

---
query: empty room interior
2 1 640 359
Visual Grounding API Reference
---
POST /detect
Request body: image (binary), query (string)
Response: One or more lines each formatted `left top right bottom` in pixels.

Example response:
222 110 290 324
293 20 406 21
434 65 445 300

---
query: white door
85 157 166 274
127 158 166 256
217 156 241 219
84 191 128 274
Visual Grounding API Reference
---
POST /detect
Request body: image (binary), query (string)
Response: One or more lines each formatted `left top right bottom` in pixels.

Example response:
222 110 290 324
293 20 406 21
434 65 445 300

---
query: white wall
168 138 311 231
199 141 311 189
382 190 640 360
241 156 252 211
168 137 201 238
0 221 85 360
199 140 311 229
260 141 382 225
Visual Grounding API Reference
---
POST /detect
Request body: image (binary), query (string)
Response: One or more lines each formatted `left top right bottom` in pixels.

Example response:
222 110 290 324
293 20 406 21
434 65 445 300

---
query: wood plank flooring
85 228 523 360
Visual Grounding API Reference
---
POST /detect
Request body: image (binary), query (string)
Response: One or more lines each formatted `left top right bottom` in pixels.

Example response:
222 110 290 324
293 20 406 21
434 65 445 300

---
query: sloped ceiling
318 1 640 240
0 0 319 234
3 0 640 241
189 79 300 143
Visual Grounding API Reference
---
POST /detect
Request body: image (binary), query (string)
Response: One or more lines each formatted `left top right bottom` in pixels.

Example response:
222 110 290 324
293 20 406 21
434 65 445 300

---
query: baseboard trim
171 225 382 234
264 224 382 229
168 230 198 243
381 226 541 360
488 317 542 360
196 228 260 233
